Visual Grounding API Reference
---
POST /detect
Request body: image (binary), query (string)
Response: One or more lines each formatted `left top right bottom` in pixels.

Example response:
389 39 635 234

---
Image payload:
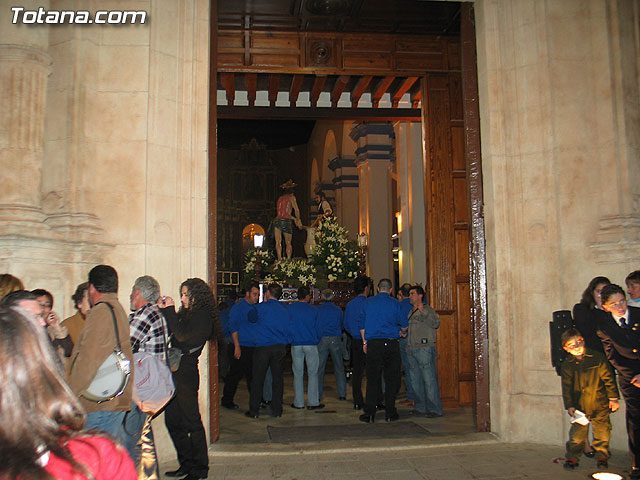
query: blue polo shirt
344 294 367 338
361 292 408 340
316 301 343 337
288 301 322 346
228 299 256 347
220 300 235 339
399 297 413 321
249 298 292 347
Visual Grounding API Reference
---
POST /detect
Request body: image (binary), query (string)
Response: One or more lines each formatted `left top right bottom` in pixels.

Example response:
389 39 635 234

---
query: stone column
328 155 359 239
351 122 394 283
0 43 51 228
475 0 640 447
394 121 427 284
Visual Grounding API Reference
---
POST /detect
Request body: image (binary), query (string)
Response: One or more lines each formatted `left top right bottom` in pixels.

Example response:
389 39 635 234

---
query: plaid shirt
129 303 168 360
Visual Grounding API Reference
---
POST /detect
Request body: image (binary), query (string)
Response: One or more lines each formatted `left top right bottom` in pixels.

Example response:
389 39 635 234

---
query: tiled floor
158 373 633 479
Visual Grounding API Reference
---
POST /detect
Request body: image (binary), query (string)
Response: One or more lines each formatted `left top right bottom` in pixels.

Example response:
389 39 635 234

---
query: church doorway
207 1 488 443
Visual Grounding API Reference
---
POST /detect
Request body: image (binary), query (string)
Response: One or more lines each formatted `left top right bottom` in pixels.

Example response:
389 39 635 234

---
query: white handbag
81 302 131 403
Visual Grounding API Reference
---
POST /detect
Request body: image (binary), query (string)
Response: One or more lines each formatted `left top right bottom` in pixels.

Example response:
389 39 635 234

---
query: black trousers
620 377 640 467
249 344 285 416
364 338 400 417
221 346 254 405
164 355 208 476
350 337 366 405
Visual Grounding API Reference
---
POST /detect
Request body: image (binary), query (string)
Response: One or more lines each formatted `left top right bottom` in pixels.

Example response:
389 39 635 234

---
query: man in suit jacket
597 284 640 480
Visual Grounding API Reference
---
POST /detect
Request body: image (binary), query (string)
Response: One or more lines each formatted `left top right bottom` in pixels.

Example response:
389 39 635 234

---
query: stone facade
0 0 211 460
2 0 640 461
476 0 640 448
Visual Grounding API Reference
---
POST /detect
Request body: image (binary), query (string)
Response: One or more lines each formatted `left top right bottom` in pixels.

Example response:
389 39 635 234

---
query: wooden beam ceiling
217 72 423 113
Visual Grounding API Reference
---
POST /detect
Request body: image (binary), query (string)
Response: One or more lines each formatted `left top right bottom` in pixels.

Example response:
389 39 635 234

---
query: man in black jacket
597 284 640 479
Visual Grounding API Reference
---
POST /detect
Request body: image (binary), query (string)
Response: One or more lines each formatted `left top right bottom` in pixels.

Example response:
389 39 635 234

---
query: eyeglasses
605 299 627 309
565 340 584 350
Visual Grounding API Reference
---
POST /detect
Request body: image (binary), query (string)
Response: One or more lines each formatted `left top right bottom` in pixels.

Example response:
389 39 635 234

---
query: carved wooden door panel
423 70 474 408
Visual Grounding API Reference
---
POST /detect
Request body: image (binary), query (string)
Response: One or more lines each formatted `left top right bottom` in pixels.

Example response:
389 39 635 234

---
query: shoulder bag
81 302 131 403
132 321 176 414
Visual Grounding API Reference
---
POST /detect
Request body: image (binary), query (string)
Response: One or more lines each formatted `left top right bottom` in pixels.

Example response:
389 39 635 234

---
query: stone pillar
394 121 427 284
351 122 394 283
0 42 51 227
475 0 640 447
328 155 359 239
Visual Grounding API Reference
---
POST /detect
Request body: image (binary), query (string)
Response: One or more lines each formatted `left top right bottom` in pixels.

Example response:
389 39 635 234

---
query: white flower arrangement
269 258 317 287
311 216 360 282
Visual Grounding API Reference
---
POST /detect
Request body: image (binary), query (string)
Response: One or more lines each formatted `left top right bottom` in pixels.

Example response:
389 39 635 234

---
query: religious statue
273 179 302 260
312 190 333 227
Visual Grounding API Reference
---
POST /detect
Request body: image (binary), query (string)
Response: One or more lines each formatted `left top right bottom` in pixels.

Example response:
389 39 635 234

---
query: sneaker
563 459 578 470
596 458 608 468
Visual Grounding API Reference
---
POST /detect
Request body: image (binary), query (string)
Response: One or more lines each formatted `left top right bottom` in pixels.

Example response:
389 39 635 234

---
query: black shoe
272 414 282 418
584 450 595 458
260 400 271 409
425 412 442 418
181 474 208 480
359 414 375 423
596 458 608 468
353 404 363 410
563 459 577 470
307 403 325 410
409 410 427 416
338 396 347 400
290 403 304 409
221 402 239 410
385 413 399 422
244 411 259 419
165 467 189 477
376 404 385 411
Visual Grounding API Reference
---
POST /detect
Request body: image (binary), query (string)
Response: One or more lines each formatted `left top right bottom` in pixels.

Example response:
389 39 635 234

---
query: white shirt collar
613 308 630 326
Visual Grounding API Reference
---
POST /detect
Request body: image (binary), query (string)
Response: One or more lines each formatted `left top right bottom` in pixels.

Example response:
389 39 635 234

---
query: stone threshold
208 431 499 456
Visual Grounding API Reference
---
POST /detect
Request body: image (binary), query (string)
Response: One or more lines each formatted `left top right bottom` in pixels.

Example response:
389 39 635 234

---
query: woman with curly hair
158 278 221 480
0 306 135 480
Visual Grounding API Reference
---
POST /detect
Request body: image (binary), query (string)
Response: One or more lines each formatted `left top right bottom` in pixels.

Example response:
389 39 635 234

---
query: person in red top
273 179 302 260
0 306 136 480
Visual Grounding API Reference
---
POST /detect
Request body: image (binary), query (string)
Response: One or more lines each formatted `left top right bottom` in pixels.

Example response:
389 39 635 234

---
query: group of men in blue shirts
219 275 443 423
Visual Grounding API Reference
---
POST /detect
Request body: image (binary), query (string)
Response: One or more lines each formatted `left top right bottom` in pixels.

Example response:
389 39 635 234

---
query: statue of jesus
273 179 302 260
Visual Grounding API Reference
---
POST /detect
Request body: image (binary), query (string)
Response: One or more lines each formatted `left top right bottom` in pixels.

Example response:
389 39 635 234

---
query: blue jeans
85 410 126 438
291 345 320 407
399 337 416 401
407 346 442 415
119 403 146 465
318 335 347 400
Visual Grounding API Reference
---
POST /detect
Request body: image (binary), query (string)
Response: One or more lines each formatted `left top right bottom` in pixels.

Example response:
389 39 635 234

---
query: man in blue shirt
316 289 347 402
288 286 324 410
344 275 372 410
246 283 292 419
359 278 408 423
221 282 259 410
396 283 416 404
